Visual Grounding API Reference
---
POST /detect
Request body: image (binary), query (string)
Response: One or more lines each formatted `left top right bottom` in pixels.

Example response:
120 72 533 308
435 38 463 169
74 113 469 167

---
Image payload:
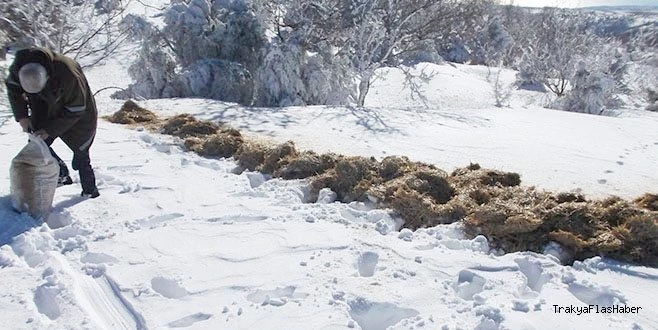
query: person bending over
5 47 100 198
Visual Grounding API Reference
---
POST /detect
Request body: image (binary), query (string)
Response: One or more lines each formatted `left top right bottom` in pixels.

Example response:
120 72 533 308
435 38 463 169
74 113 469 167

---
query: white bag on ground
10 134 59 221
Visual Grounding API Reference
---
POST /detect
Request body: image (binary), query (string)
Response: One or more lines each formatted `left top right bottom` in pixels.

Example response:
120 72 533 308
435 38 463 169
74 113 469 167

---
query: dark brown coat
5 47 97 151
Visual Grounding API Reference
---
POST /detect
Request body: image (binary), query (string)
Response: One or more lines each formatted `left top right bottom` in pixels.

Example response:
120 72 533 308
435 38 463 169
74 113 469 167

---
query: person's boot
56 160 73 187
81 188 100 198
73 152 99 198
58 175 73 186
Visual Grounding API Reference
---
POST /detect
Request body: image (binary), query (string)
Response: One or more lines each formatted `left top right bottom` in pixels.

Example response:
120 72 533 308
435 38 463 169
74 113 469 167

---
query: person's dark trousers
72 151 97 194
44 137 70 178
44 136 97 194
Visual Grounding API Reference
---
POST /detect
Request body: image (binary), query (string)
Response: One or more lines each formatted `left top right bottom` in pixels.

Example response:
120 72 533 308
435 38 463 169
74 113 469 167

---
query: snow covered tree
512 8 628 114
118 0 266 102
437 33 470 64
554 61 617 114
470 16 512 66
253 40 306 106
516 8 602 97
0 0 131 67
117 0 505 107
289 0 495 107
497 4 534 69
112 14 178 99
253 36 353 107
163 0 264 70
435 0 496 65
249 0 355 106
618 17 658 111
173 59 253 103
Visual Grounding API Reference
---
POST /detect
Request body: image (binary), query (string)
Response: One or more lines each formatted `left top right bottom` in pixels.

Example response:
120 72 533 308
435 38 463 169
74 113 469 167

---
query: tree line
1 0 657 113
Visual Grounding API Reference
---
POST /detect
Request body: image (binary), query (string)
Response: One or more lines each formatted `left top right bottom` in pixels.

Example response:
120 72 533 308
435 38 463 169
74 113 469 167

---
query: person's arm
5 66 30 125
19 118 31 132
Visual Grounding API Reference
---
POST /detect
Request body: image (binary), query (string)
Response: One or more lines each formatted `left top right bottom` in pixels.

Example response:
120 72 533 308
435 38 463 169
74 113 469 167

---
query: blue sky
503 0 658 7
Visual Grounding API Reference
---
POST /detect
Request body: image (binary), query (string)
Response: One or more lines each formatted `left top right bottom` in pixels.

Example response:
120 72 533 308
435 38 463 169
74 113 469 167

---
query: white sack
10 135 59 221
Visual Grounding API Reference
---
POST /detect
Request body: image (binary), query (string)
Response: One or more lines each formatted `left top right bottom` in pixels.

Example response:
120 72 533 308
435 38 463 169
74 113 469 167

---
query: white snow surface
1 29 658 330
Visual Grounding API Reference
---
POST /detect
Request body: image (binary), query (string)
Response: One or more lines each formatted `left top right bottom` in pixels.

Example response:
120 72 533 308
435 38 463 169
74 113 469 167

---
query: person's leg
70 132 99 197
44 136 72 185
60 131 99 198
72 150 99 198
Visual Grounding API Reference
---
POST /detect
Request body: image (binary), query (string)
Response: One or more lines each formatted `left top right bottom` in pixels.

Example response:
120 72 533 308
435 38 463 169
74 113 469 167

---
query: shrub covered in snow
646 89 658 112
510 7 631 114
438 34 470 64
553 62 619 115
515 8 599 97
470 16 513 66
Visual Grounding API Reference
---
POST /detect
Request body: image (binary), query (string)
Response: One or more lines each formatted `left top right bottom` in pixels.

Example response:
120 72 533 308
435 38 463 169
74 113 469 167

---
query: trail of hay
108 100 658 267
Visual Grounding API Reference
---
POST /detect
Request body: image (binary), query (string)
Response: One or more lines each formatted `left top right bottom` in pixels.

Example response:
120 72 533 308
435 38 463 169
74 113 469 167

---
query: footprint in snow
246 286 307 306
140 213 185 228
347 297 419 330
34 283 62 320
454 269 486 300
205 215 268 223
124 213 185 231
514 256 554 294
81 252 119 265
151 277 189 299
95 173 126 187
167 312 212 328
357 252 379 277
567 281 626 307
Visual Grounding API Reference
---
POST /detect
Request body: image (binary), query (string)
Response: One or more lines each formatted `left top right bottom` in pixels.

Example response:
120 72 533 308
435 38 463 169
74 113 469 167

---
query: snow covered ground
1 26 658 330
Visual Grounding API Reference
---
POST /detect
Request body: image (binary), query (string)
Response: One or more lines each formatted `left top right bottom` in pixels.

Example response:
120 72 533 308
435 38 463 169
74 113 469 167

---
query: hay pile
156 113 243 158
107 100 158 125
634 193 658 211
454 166 658 266
161 114 220 138
275 151 338 180
108 101 658 267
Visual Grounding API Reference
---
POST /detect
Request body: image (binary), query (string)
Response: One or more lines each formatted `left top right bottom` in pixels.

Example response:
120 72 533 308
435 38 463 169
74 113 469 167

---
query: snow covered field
1 21 658 330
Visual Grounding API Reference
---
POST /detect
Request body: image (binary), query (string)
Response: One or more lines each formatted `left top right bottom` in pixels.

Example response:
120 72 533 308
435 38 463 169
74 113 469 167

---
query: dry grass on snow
105 100 159 125
109 100 658 267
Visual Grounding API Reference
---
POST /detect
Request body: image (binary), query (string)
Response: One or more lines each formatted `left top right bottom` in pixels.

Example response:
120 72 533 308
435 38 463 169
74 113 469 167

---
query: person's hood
13 47 57 77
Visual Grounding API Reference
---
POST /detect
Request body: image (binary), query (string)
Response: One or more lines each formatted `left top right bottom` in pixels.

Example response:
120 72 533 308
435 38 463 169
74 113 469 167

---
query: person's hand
19 118 30 132
33 129 49 140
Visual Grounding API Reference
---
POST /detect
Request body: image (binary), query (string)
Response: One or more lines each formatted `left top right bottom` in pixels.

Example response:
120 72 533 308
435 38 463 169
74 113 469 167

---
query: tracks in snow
48 252 148 329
